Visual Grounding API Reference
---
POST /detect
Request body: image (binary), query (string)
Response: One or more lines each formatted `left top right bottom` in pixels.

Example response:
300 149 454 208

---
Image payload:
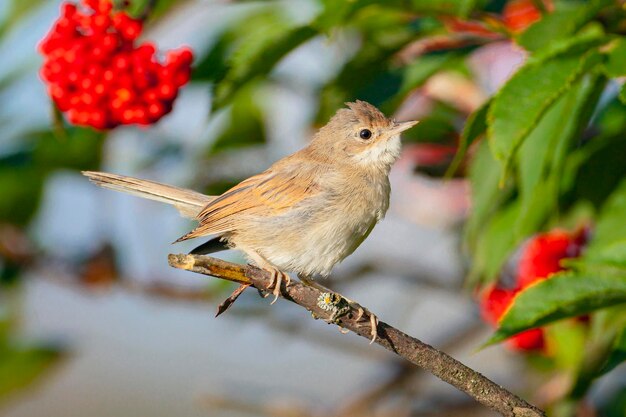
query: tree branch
168 253 545 417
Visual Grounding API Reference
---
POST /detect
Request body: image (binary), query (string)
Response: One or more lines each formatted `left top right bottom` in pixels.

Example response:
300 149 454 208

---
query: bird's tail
82 171 214 219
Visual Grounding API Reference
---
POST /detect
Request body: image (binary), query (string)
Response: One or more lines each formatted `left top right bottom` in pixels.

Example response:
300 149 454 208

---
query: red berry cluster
39 0 193 130
480 228 587 352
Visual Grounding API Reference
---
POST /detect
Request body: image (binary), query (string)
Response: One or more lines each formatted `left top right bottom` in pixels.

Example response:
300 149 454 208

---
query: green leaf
465 140 507 249
598 325 626 376
598 385 626 416
546 320 588 371
386 53 459 111
620 84 626 105
470 199 521 284
33 128 104 171
517 0 612 52
212 9 317 110
583 241 626 270
0 162 44 226
487 273 626 345
0 0 44 38
401 100 460 144
317 40 413 123
315 0 409 31
409 0 481 17
487 38 605 176
567 308 626 398
514 74 605 238
214 25 316 109
316 4 419 122
209 83 266 153
445 98 490 178
604 37 626 77
567 130 626 209
584 179 626 259
0 344 64 404
192 31 233 84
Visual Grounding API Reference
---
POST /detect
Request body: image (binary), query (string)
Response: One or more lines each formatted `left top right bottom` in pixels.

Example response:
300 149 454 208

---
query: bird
83 100 418 339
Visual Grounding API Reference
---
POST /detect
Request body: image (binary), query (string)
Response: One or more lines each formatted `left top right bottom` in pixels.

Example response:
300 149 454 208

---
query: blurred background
2 0 626 416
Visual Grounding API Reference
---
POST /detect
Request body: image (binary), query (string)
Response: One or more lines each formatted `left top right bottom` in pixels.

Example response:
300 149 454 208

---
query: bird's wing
175 166 321 242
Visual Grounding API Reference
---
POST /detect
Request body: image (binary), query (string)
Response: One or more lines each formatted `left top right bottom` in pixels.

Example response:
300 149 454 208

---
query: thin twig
168 253 545 417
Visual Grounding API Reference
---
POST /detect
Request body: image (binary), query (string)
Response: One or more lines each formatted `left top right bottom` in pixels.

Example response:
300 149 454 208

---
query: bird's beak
389 120 419 136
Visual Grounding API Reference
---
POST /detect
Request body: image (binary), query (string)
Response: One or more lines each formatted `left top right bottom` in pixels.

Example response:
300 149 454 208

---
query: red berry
442 17 498 38
516 230 577 289
103 69 115 82
113 88 134 104
503 0 553 33
112 13 142 41
133 107 149 124
507 329 545 351
66 70 80 83
120 108 135 123
110 98 126 111
178 48 193 65
147 101 164 118
158 65 175 81
88 109 107 129
80 92 96 106
91 14 110 33
135 43 156 59
54 17 75 36
69 95 82 107
101 34 118 51
86 64 103 79
80 78 93 90
157 82 176 100
92 82 106 96
480 285 517 326
116 73 134 89
173 70 190 87
112 54 130 71
67 109 81 124
82 0 100 10
61 3 77 18
76 111 90 124
142 89 159 102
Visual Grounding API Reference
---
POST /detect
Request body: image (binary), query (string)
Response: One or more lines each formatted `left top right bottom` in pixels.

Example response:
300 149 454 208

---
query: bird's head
312 100 418 171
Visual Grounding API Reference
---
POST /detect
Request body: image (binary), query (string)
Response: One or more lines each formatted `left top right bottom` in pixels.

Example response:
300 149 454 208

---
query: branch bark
168 253 545 417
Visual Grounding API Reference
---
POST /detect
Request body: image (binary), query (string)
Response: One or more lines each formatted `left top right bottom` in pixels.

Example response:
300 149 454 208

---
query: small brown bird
84 100 417 338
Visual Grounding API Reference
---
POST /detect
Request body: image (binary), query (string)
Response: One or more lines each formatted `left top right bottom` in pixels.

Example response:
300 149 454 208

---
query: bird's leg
342 299 378 344
241 247 290 304
299 274 378 342
298 273 333 293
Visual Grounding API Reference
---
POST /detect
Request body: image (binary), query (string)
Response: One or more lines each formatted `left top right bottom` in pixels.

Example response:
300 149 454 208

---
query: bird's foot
266 268 290 305
352 303 379 344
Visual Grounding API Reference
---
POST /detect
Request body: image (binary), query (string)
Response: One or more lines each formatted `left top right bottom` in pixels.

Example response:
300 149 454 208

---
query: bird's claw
267 269 290 305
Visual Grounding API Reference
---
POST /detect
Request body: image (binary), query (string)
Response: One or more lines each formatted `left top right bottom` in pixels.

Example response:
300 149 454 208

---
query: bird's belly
236 205 379 277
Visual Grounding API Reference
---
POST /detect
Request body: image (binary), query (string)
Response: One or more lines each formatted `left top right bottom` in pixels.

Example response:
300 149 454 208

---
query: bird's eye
359 129 372 140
